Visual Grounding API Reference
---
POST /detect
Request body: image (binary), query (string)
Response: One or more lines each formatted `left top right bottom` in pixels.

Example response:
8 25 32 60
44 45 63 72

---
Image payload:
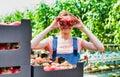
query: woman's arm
74 18 104 52
31 18 59 49
81 27 104 51
31 26 52 49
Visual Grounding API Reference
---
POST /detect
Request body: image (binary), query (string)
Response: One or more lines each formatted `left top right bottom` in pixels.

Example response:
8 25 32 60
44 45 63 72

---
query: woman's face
59 25 72 34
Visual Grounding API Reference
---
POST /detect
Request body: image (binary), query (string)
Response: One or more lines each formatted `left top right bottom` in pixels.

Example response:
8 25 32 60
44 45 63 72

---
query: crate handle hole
0 43 20 50
0 66 20 75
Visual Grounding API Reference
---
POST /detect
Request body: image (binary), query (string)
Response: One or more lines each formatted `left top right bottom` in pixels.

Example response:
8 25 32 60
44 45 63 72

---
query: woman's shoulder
46 36 62 41
73 37 83 41
46 36 53 41
42 36 53 43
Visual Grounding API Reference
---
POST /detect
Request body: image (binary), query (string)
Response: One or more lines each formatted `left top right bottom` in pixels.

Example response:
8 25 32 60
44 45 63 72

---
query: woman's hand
49 17 60 30
73 17 85 30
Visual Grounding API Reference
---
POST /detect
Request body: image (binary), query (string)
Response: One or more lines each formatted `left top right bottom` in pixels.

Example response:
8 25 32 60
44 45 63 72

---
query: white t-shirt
40 36 85 58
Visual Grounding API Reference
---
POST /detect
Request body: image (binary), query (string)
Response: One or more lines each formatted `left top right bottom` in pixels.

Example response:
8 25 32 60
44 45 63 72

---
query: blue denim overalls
52 37 80 65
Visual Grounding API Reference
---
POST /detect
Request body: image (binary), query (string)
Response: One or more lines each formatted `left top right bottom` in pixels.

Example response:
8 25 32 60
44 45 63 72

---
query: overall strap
73 37 78 56
52 37 78 61
52 36 57 61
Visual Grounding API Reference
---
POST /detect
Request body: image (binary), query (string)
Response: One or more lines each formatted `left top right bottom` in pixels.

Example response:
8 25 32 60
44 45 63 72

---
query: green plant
0 0 119 44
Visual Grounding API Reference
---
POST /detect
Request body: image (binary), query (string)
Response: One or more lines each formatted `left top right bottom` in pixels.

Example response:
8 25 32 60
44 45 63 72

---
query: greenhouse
0 0 120 77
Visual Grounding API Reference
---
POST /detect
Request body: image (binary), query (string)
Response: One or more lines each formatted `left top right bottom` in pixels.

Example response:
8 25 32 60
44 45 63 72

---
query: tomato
44 66 51 71
58 16 78 27
12 69 20 74
49 66 56 71
1 68 12 74
0 68 2 74
9 21 21 26
84 55 88 60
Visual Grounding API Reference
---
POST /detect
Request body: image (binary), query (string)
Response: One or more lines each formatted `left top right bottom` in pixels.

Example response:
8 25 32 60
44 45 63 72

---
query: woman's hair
57 10 75 18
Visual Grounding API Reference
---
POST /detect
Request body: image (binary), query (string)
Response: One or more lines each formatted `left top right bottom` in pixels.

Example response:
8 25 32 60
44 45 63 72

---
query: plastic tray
0 19 31 42
31 62 83 77
0 19 31 66
0 42 31 66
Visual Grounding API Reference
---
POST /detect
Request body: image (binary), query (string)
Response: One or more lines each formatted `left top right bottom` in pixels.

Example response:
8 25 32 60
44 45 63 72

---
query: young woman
31 11 104 65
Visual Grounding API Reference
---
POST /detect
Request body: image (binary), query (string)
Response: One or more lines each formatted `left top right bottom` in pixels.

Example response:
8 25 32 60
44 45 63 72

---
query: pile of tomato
0 21 20 26
31 52 76 71
0 66 20 74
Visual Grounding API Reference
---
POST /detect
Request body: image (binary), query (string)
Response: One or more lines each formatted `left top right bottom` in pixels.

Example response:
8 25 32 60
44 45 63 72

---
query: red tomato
13 69 20 73
0 68 2 74
44 66 51 71
9 21 21 26
84 55 88 60
49 66 56 71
